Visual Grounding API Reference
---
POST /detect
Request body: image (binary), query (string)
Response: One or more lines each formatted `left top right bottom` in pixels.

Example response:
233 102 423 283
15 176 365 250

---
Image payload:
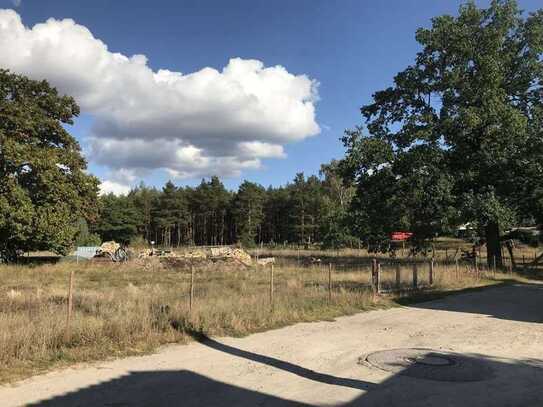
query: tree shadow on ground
197 336 373 391
395 282 543 323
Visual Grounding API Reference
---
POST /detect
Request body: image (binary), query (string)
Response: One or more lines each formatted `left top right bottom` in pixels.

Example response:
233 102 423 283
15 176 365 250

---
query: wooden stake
328 263 332 302
455 258 459 279
376 262 381 294
269 263 274 311
65 270 75 342
371 258 377 292
189 264 195 313
429 259 434 286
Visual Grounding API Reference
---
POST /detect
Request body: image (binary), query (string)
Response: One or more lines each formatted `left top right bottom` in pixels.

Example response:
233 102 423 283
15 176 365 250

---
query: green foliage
232 181 266 247
341 0 543 256
94 194 140 244
92 164 353 249
74 218 101 247
0 70 99 261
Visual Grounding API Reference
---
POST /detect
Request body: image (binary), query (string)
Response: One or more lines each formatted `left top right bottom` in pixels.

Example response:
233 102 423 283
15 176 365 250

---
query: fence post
395 262 401 289
64 270 75 342
523 254 526 272
455 258 459 280
429 259 434 286
189 264 195 313
328 263 332 302
492 255 496 277
270 263 274 311
412 263 418 289
376 262 381 294
371 258 378 294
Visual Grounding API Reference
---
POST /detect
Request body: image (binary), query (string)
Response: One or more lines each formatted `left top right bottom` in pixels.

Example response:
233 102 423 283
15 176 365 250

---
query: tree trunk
485 221 502 268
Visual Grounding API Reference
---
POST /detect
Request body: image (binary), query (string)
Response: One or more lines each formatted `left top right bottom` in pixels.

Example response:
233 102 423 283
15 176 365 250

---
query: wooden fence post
270 263 275 311
189 264 195 313
395 262 401 289
376 262 381 294
328 263 332 302
371 258 377 293
412 263 418 289
64 270 75 342
429 259 434 286
454 259 460 280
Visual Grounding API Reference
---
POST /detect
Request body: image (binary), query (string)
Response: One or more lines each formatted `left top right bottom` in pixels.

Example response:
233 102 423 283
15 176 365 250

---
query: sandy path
1 283 542 406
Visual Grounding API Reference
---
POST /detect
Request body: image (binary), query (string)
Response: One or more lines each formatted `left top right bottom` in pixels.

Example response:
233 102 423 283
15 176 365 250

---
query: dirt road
1 283 542 406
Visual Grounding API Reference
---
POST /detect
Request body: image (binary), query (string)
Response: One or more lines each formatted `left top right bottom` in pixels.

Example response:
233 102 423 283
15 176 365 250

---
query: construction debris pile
91 240 272 272
137 246 254 271
92 241 128 263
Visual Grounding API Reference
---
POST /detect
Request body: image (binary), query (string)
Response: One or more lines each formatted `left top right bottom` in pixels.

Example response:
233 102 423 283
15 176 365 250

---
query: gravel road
1 283 542 406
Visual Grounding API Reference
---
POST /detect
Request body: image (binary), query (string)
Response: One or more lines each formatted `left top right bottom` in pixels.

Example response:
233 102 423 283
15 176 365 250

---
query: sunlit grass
0 255 517 383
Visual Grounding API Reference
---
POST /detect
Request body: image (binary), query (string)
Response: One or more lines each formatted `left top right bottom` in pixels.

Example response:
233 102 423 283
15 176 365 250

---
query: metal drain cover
362 348 494 382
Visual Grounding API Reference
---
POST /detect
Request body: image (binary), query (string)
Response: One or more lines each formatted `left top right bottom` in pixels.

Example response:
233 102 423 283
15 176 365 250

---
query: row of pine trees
91 162 357 248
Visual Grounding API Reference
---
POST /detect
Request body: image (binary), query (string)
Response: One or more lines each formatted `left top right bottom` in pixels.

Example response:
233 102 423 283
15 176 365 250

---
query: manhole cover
361 348 494 382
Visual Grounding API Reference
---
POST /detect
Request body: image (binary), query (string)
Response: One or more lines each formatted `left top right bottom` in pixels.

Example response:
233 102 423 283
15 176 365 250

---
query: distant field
0 249 528 384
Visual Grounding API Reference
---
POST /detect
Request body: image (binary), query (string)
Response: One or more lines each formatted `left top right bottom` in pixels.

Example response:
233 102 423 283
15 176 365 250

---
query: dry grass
0 255 514 384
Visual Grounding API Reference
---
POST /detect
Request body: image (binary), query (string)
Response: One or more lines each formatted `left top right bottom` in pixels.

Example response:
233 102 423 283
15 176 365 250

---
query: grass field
0 252 527 384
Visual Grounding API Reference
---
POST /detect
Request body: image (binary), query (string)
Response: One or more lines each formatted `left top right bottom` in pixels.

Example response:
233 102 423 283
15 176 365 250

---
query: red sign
391 231 413 241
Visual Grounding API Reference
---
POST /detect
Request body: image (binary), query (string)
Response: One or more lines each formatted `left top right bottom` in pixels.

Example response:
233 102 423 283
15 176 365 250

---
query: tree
94 194 139 243
0 70 99 262
232 181 265 246
129 182 159 242
153 181 189 247
319 161 357 249
341 0 543 265
74 218 101 247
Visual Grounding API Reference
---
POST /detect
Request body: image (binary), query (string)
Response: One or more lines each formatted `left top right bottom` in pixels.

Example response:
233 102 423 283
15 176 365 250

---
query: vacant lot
0 282 541 406
0 255 502 384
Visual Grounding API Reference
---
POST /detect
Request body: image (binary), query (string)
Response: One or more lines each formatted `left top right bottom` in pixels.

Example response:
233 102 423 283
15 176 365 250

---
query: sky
1 0 541 194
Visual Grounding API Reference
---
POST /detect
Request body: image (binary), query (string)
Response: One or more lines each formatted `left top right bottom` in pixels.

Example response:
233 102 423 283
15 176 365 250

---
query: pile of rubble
136 246 254 271
92 241 129 262
93 241 275 272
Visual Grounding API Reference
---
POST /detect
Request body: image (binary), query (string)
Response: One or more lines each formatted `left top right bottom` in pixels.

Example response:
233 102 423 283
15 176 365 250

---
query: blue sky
2 0 541 191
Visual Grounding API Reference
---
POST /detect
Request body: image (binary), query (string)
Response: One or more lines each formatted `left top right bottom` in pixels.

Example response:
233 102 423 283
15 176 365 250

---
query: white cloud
0 10 320 179
99 180 131 196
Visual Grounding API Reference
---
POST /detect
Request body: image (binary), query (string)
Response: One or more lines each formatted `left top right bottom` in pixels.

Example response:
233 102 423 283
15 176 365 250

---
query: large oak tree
0 70 99 261
341 0 543 266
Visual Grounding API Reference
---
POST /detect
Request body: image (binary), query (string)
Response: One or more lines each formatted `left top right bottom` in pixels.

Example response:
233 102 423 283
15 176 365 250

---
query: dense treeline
3 1 542 263
93 161 356 248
